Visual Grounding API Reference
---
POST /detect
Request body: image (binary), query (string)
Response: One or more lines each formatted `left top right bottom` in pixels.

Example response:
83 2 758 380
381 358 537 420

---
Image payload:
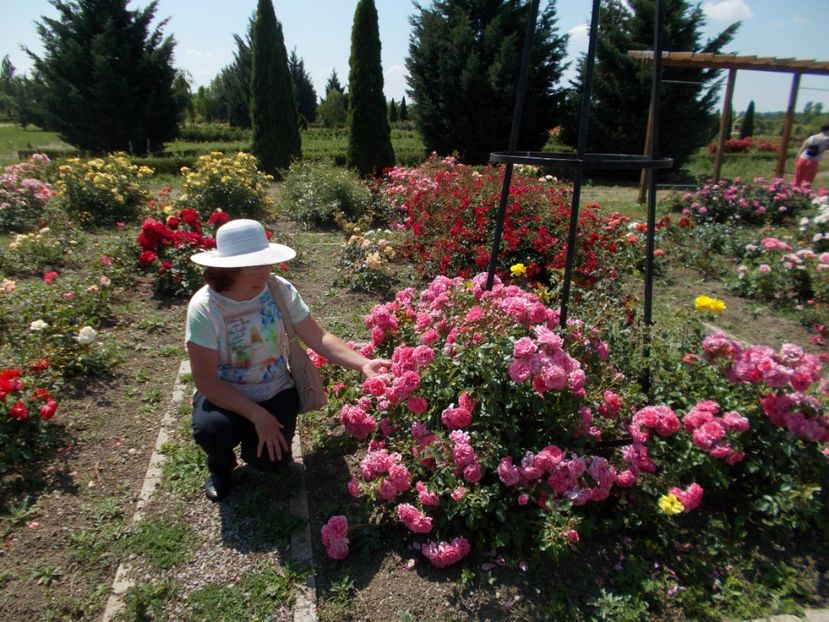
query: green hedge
177 124 251 142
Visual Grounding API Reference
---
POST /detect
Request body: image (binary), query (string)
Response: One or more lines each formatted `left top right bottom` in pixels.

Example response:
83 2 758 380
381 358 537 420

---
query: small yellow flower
658 494 685 516
694 295 726 314
510 263 527 277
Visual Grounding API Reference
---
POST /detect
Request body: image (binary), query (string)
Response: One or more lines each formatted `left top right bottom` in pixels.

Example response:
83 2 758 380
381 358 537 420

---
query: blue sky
1 0 827 113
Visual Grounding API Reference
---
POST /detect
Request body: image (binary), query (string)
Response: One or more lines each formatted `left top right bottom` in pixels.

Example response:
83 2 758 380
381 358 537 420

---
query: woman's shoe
204 472 232 501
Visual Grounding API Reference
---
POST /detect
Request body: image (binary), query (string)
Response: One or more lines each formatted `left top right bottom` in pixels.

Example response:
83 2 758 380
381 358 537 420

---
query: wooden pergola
629 51 829 192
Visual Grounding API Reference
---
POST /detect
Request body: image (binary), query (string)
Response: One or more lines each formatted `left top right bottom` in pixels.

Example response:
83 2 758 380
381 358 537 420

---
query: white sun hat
190 219 296 267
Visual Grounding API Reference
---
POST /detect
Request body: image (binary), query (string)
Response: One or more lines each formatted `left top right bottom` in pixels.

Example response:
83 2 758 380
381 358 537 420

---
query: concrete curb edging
289 432 318 622
100 360 319 621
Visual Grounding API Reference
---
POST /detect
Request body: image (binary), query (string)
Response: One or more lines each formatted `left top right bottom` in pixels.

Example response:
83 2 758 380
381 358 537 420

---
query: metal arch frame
485 0 668 390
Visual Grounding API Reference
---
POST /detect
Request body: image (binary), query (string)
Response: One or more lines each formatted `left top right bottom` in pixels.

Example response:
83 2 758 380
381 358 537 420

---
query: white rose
76 326 98 345
30 319 49 331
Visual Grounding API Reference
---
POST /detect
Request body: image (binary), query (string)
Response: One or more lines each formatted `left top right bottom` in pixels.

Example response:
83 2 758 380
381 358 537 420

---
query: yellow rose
510 263 527 277
658 494 684 516
694 295 726 314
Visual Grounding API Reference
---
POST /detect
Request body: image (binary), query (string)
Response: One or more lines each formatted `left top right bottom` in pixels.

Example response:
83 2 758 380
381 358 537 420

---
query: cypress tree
27 0 179 154
347 0 394 176
388 98 398 123
739 100 755 139
407 0 567 164
399 96 408 122
251 0 300 175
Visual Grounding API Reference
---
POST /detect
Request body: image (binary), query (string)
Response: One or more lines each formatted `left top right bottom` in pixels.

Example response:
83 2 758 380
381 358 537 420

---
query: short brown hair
203 267 241 292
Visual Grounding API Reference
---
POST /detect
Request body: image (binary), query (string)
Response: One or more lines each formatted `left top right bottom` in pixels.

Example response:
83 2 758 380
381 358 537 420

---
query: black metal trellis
485 0 671 390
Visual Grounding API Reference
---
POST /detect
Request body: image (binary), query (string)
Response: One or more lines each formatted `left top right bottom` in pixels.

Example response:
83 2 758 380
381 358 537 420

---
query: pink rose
422 537 471 568
321 515 349 560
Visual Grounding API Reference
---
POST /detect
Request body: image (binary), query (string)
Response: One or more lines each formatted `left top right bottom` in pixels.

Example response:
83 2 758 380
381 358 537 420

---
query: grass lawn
1 123 427 169
0 123 70 164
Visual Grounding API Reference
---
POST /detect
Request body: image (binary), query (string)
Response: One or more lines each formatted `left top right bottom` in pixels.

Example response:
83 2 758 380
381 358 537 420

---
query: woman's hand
362 358 391 377
253 407 288 461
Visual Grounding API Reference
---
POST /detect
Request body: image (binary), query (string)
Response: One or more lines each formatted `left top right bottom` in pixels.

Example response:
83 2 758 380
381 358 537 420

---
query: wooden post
638 99 654 204
713 68 736 182
776 72 801 178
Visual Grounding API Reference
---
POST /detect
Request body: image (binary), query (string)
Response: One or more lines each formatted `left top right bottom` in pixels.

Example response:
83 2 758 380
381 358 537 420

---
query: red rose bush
1 365 60 474
136 192 230 297
382 155 639 288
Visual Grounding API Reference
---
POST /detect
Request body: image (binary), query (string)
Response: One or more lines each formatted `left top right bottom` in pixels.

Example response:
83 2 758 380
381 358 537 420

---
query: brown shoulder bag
268 276 328 413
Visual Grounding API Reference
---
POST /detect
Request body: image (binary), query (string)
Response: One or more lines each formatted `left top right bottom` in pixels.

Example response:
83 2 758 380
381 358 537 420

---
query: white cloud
702 0 752 21
385 64 404 78
185 48 211 58
568 23 589 45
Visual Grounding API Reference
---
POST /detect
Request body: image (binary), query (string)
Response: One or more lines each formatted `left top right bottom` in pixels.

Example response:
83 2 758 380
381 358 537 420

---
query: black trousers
191 386 299 476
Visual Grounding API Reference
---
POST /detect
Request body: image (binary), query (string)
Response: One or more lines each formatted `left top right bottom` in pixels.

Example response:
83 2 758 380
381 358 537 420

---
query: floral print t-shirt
185 275 310 402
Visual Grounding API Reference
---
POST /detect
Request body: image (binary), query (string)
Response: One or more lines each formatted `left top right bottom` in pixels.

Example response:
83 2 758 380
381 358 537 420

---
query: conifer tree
289 48 318 123
0 56 15 119
27 0 179 154
388 98 398 123
198 17 254 127
325 69 344 96
399 96 408 122
408 0 567 164
347 0 394 176
739 100 755 139
251 0 300 175
560 0 739 170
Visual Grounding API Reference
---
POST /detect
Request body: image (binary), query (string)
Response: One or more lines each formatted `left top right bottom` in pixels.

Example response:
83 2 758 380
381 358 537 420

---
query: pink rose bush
315 274 829 568
673 177 812 226
0 154 54 233
730 234 829 305
701 333 829 444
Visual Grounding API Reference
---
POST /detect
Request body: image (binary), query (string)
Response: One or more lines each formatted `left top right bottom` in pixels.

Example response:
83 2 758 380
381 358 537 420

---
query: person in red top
794 124 829 189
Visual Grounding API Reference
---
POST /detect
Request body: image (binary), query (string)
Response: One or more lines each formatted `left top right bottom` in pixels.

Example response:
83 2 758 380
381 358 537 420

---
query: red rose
138 250 158 266
9 400 29 420
0 369 23 396
166 216 180 229
42 271 58 284
31 359 49 371
40 399 58 421
208 210 230 227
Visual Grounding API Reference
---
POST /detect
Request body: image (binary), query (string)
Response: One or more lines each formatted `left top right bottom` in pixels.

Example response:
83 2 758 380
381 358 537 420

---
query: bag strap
267 275 298 342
